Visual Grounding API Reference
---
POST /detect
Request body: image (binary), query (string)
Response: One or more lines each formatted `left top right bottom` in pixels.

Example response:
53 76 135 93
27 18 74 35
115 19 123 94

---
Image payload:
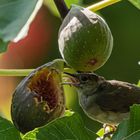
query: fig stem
0 68 73 76
87 0 121 12
53 0 69 19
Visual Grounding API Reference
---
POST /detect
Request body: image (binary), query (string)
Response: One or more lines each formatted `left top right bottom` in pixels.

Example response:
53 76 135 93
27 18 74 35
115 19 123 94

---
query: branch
0 68 73 76
0 69 33 76
53 0 69 19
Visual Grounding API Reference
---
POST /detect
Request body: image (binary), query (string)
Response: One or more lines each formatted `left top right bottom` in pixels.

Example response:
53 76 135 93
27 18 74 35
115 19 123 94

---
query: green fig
58 5 113 72
11 59 65 133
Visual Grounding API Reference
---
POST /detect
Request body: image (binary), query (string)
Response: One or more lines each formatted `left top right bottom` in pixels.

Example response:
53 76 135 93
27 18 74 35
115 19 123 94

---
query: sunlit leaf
137 80 140 87
96 128 104 137
128 0 140 9
64 110 74 116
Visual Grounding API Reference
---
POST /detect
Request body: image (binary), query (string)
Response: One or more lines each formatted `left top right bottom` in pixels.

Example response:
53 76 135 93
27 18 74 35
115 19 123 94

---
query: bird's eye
80 76 88 82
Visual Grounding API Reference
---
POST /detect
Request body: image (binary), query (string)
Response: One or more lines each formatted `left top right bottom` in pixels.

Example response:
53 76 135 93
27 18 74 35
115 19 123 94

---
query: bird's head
64 72 104 95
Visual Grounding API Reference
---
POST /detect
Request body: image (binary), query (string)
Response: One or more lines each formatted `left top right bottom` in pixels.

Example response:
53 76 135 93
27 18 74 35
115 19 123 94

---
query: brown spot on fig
87 58 97 66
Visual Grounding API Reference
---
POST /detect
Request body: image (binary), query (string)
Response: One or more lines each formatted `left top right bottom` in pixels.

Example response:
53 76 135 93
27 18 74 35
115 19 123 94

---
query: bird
64 72 140 125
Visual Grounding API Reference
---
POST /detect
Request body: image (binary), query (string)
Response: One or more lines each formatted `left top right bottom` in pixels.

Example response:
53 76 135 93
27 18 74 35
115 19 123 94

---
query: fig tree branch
0 68 73 76
53 0 69 19
0 69 33 76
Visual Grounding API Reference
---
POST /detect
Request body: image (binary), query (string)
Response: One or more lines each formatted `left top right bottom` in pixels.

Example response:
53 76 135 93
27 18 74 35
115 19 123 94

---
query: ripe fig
11 59 65 133
58 5 113 72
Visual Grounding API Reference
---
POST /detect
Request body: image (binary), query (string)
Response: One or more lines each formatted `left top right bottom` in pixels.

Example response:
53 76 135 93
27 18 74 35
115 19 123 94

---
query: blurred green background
0 0 139 133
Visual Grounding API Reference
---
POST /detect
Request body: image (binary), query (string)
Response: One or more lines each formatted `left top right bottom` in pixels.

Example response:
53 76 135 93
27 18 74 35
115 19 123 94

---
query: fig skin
58 5 113 72
11 59 65 134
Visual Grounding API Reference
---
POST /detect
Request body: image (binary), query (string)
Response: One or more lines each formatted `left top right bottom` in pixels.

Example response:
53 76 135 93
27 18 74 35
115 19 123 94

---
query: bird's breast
78 93 129 124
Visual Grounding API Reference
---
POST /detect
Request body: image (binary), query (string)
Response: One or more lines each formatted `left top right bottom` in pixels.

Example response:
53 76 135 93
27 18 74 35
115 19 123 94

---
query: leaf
0 116 21 140
44 0 82 17
23 113 98 140
96 128 104 137
112 120 129 140
0 0 43 53
123 130 140 140
65 0 82 8
64 110 74 116
128 0 140 9
127 104 140 134
137 80 140 87
112 104 140 140
0 39 9 53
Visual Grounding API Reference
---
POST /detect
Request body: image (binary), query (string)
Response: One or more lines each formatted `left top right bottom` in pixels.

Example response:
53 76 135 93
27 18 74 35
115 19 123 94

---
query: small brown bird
64 72 140 124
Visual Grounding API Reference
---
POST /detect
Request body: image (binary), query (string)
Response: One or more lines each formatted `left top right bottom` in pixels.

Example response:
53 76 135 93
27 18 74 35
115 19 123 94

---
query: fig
11 59 65 133
58 5 113 72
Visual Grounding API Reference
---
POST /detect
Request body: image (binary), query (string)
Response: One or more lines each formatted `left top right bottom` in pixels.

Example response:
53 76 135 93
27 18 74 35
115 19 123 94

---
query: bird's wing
96 80 140 113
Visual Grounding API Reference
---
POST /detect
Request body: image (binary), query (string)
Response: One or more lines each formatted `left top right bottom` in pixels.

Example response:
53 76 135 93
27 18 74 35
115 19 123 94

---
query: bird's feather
96 80 140 113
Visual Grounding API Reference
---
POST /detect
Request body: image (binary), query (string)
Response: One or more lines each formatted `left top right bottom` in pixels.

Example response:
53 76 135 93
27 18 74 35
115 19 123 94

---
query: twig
53 0 69 19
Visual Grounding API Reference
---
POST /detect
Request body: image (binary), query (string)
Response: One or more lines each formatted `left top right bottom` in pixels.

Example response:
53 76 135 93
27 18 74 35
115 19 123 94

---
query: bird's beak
64 72 77 77
62 72 80 87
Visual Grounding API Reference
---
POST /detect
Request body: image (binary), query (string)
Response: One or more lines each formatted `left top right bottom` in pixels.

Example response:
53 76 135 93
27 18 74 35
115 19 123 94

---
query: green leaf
112 120 129 140
128 0 140 9
123 130 140 140
0 39 9 53
65 0 82 8
127 104 140 134
64 110 74 116
23 113 98 140
137 80 140 87
112 104 140 140
0 0 43 53
96 128 104 137
0 116 21 140
44 0 82 17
